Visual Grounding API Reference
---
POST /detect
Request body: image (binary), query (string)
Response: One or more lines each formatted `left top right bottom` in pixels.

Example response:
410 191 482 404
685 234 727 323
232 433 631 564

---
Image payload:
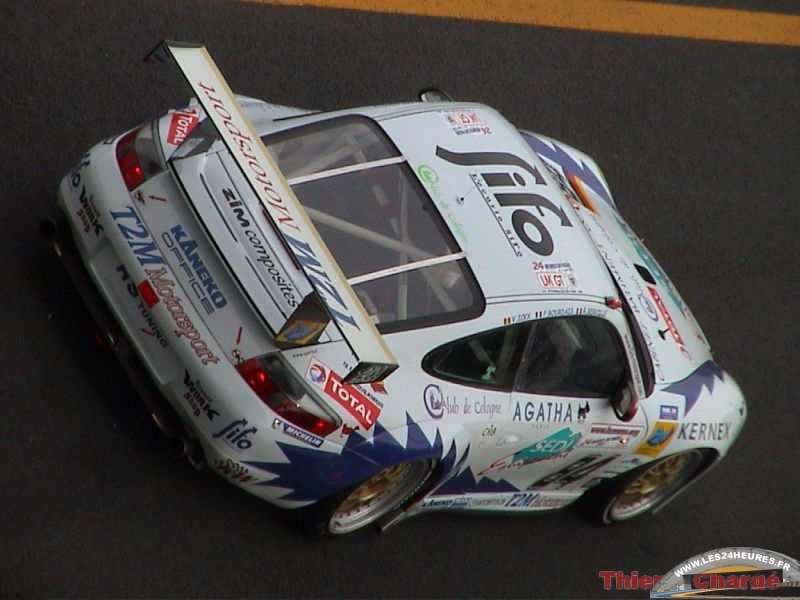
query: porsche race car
48 41 747 536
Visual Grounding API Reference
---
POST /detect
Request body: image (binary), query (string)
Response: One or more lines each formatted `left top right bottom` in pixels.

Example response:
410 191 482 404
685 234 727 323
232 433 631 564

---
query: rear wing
146 40 397 384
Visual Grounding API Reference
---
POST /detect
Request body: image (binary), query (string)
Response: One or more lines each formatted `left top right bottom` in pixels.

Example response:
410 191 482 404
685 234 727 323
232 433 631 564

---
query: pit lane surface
1 1 798 597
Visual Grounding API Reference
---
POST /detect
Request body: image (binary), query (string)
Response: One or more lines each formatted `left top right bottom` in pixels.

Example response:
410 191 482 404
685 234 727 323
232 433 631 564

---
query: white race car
49 41 746 536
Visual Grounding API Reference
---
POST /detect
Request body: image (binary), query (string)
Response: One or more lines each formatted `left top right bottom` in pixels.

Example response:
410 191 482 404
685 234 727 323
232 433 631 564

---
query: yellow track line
235 0 800 47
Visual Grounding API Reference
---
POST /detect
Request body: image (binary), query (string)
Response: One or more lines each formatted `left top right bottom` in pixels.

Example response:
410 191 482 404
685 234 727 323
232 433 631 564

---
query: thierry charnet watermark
599 547 800 597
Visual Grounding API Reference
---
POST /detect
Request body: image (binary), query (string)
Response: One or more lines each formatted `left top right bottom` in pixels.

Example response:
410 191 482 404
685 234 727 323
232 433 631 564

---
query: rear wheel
584 450 708 523
296 459 435 537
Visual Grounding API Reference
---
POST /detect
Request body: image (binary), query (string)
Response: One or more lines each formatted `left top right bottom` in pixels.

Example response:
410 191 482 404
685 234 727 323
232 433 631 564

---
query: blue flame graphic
521 132 614 207
663 360 724 416
246 414 461 502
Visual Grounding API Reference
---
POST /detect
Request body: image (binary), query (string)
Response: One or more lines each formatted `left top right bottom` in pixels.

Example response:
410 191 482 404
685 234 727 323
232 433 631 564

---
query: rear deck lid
150 40 396 383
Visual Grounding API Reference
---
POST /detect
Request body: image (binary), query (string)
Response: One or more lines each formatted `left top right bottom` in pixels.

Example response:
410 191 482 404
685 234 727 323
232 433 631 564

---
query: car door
482 314 648 492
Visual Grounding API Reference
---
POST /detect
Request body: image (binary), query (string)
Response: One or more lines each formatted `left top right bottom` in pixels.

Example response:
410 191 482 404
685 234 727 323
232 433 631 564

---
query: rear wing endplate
146 40 397 384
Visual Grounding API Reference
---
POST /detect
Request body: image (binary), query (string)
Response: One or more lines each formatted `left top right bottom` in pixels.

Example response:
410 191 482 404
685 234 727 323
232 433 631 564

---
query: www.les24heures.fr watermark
600 547 799 597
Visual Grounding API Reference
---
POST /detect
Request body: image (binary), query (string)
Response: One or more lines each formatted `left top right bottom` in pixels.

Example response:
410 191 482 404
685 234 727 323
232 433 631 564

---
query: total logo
212 418 258 451
308 363 327 384
306 358 381 430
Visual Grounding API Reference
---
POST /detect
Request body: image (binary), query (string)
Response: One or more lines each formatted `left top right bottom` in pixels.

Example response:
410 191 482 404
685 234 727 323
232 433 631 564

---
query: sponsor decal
634 420 677 458
528 495 572 509
441 109 492 136
110 205 166 267
115 263 169 347
423 495 471 510
142 267 220 365
68 152 91 189
137 304 168 346
166 107 200 146
221 187 300 309
115 263 140 298
416 164 468 243
306 358 380 429
212 418 258 451
478 427 582 476
468 496 507 508
638 291 659 322
505 492 538 508
512 400 585 424
577 423 643 450
417 164 440 190
532 260 582 294
529 455 616 490
193 80 361 333
423 384 446 419
214 458 257 484
182 370 219 421
659 404 679 421
273 418 324 447
161 224 227 315
423 385 502 420
76 186 104 237
422 497 457 509
481 423 498 438
648 286 691 360
308 363 326 384
677 421 731 442
474 397 503 418
436 146 572 258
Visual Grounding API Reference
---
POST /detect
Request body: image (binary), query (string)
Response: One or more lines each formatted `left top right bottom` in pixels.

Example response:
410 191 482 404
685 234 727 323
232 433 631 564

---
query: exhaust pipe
181 436 206 470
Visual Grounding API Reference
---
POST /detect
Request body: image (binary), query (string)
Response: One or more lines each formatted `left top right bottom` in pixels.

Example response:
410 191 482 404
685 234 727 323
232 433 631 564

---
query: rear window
263 116 484 332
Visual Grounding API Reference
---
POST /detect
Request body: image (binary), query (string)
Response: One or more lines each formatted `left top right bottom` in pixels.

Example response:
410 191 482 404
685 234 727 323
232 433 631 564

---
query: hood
378 105 619 303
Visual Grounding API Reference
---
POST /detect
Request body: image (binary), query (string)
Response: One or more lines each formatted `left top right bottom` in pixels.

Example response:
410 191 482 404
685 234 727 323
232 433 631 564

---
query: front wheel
296 459 435 537
583 449 709 523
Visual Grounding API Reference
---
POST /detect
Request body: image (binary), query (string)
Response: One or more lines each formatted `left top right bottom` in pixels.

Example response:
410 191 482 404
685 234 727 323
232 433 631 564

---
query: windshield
263 116 484 332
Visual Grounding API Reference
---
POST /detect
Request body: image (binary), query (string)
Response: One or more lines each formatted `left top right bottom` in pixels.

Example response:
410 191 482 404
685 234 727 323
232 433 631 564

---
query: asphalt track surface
1 1 798 598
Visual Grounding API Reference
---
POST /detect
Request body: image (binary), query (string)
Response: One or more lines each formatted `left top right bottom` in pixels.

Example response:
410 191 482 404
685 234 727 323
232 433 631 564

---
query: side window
423 323 532 390
515 316 628 398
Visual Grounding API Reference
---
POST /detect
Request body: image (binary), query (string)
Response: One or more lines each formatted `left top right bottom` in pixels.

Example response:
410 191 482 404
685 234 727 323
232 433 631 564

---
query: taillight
116 127 146 190
115 123 166 191
236 356 339 438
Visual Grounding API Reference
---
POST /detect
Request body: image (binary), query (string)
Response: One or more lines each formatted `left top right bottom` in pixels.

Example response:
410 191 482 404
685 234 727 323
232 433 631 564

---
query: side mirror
611 382 638 422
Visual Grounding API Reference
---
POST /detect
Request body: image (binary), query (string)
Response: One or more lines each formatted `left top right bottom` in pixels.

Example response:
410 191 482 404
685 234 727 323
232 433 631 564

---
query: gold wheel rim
618 454 685 503
336 463 410 514
329 460 432 535
610 451 701 520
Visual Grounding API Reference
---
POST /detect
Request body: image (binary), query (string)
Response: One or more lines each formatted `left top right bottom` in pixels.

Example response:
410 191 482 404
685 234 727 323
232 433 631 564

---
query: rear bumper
51 142 354 507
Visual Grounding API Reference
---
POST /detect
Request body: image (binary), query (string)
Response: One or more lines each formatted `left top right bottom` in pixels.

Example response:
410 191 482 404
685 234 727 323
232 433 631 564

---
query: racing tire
294 459 436 538
579 449 711 524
